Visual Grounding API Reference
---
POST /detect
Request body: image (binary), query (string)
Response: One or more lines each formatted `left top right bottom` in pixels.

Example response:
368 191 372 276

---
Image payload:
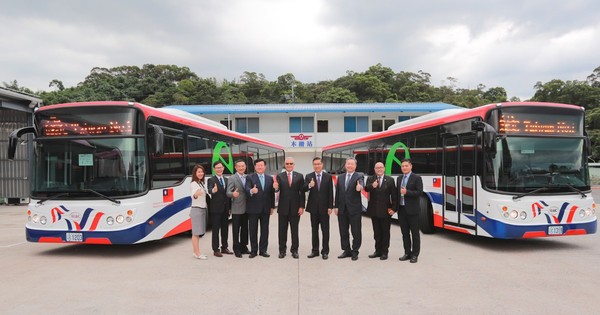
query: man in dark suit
207 161 232 257
245 158 276 258
274 157 305 259
226 159 250 258
304 157 334 260
364 162 398 260
333 157 364 261
394 158 424 263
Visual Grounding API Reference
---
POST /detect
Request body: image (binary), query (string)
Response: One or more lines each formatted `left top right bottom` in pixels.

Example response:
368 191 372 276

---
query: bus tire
419 195 434 234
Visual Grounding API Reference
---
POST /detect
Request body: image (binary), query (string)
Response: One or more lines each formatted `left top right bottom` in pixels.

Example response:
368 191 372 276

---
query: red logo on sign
290 133 312 141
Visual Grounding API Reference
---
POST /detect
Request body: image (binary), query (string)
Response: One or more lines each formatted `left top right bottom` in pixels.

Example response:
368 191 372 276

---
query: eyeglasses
285 163 294 165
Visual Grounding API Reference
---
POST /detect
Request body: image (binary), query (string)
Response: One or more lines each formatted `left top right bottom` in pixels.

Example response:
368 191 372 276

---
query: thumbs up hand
309 177 315 188
372 179 378 188
356 180 363 192
212 183 218 193
251 184 258 194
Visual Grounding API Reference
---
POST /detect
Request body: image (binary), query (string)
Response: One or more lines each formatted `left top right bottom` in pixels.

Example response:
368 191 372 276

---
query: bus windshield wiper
83 189 121 204
37 192 70 205
561 184 587 198
513 187 549 200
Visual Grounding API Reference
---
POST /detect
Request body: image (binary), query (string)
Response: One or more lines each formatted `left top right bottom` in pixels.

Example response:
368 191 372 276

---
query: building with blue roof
165 102 460 173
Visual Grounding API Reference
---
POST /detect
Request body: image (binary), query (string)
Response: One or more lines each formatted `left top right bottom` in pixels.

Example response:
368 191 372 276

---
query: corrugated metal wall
0 109 32 200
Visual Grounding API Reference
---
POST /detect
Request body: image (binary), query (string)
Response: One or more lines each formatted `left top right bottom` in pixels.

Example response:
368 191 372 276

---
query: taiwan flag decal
163 188 174 203
433 178 441 188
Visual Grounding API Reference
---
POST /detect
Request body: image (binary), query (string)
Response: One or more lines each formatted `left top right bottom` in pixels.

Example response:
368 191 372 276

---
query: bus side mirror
472 121 497 156
149 125 164 156
8 126 36 160
585 135 592 157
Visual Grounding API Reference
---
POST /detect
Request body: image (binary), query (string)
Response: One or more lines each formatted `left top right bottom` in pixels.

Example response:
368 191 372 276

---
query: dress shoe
410 256 418 263
292 252 299 259
249 253 257 258
214 251 223 257
221 248 233 255
368 252 381 258
399 254 411 261
322 254 328 260
351 253 359 261
307 252 319 258
380 254 388 260
193 253 208 260
259 252 270 258
234 251 242 258
279 252 286 259
338 252 352 259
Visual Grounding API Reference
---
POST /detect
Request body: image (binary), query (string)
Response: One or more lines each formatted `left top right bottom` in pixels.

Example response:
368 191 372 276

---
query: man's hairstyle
213 161 224 168
254 158 266 166
312 157 322 162
234 159 246 166
401 158 412 164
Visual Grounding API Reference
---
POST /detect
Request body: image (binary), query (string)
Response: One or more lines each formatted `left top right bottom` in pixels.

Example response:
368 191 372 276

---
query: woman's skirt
190 206 207 235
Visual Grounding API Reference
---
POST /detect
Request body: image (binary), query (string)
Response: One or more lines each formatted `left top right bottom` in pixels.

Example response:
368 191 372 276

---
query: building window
344 116 368 132
372 119 396 132
220 120 232 130
398 116 413 122
289 117 314 133
235 117 259 133
317 120 329 133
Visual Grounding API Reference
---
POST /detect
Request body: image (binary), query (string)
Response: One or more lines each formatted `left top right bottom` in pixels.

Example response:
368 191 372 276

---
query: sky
1 0 599 100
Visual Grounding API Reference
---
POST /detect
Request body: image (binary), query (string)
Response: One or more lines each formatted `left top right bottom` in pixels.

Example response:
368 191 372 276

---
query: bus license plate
548 226 563 235
66 233 83 242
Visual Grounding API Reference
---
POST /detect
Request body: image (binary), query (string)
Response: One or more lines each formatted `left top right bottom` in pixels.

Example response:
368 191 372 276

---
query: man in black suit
304 157 334 260
394 159 424 263
274 157 305 259
207 161 232 257
364 162 397 260
333 157 364 261
245 159 276 258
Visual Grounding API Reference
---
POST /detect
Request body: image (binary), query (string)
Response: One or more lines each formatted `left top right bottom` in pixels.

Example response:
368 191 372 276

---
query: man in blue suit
245 159 276 258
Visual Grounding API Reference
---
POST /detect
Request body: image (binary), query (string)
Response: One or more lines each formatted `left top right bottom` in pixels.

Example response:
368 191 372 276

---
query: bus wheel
419 195 434 234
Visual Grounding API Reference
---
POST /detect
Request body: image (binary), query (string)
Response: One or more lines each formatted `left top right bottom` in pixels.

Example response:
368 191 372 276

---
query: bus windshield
486 136 589 193
32 138 146 198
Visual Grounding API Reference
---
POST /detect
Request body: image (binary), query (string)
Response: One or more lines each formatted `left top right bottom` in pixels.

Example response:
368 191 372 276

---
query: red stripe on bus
523 231 547 238
88 212 104 231
163 218 192 238
38 237 64 243
565 229 587 235
566 206 577 223
84 238 112 244
443 224 471 234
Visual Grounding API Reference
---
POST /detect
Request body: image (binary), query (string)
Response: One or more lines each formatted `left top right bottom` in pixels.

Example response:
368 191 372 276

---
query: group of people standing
189 156 423 263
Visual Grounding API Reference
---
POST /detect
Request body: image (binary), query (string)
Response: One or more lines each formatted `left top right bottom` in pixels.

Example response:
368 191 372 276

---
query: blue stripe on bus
477 213 597 239
26 197 192 244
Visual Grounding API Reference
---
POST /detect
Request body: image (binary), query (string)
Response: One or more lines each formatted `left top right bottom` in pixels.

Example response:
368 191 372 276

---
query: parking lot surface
1 200 599 314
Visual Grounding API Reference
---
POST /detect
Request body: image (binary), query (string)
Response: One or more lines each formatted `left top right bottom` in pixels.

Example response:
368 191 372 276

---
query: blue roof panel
165 102 460 114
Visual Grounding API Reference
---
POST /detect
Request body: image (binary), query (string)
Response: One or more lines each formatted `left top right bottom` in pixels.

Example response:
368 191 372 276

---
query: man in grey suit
226 159 250 258
333 157 364 261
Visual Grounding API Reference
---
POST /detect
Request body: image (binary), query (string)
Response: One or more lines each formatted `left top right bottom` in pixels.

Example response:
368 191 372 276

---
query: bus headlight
32 214 39 223
510 210 518 219
579 209 586 217
116 215 125 224
40 216 47 225
585 208 592 216
106 216 115 225
520 211 527 220
503 212 509 218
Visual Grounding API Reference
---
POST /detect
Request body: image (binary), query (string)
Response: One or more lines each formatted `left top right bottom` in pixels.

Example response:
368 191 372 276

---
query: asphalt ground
1 192 600 314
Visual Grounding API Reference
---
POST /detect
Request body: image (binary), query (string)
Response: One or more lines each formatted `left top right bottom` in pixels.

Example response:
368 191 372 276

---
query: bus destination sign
498 114 578 135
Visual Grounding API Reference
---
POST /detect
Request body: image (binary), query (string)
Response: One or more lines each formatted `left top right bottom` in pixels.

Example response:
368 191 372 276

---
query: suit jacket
275 171 305 216
364 175 398 218
396 173 424 216
304 171 334 215
245 173 275 215
226 173 247 215
207 176 230 214
334 172 364 215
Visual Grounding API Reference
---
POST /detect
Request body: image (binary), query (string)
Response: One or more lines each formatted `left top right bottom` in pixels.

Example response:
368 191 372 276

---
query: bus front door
443 134 477 233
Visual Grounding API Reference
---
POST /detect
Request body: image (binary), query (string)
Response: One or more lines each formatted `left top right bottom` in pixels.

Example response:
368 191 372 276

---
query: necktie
345 173 352 190
378 176 382 187
219 177 224 188
240 174 246 186
401 175 408 205
288 172 292 187
259 175 264 189
317 173 321 190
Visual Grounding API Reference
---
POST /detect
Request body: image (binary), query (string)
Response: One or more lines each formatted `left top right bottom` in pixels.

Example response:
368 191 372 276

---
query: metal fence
0 108 32 203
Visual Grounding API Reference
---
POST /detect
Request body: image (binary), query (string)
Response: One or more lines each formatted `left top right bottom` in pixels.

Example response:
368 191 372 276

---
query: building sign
290 134 314 148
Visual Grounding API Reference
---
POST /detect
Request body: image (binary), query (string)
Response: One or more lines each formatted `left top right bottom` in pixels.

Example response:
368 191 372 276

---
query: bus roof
38 101 285 150
322 101 584 152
